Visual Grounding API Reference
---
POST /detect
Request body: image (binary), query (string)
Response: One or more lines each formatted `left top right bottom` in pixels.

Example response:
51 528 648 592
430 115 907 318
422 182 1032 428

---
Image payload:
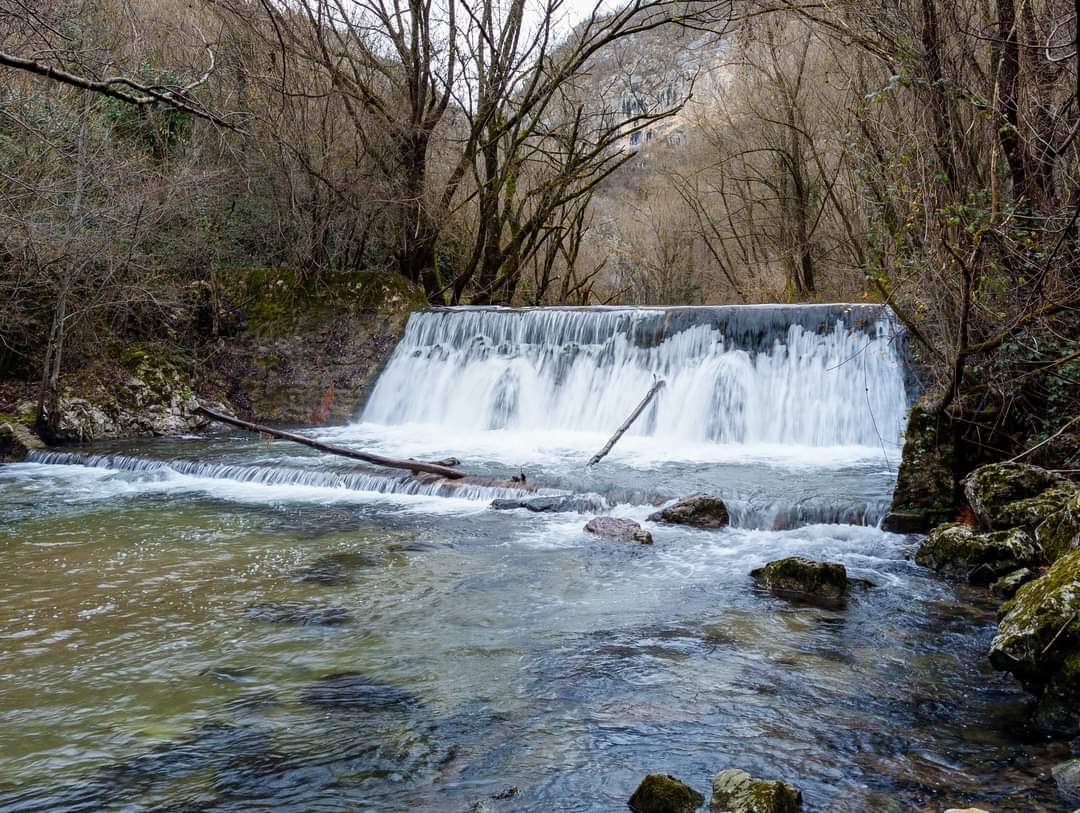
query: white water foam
361 305 909 451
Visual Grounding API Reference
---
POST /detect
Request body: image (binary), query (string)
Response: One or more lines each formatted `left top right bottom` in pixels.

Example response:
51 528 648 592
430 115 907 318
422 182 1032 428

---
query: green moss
889 402 958 515
224 267 428 335
1035 491 1080 563
628 773 704 813
709 770 801 813
991 548 1080 684
916 523 1039 583
964 462 1069 529
751 557 848 599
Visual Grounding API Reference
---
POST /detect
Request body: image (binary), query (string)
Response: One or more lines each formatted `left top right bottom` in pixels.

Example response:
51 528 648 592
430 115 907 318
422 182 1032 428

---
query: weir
362 304 910 449
24 451 536 502
22 304 911 529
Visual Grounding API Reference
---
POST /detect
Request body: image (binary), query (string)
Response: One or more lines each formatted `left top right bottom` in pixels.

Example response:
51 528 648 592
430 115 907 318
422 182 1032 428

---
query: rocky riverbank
908 461 1080 807
0 269 425 446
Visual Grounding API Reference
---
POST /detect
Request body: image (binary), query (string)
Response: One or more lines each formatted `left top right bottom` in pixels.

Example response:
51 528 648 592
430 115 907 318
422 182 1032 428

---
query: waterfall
361 305 910 449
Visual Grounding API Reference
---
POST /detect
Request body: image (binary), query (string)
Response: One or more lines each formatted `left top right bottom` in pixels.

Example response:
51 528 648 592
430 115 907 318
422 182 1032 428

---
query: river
0 306 1068 811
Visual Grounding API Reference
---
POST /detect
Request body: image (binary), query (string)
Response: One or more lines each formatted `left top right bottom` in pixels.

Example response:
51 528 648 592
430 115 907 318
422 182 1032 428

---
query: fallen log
587 380 665 467
196 404 468 480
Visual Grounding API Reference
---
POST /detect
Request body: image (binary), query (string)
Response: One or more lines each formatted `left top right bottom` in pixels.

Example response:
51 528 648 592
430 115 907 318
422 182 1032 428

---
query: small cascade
24 451 536 503
362 305 910 449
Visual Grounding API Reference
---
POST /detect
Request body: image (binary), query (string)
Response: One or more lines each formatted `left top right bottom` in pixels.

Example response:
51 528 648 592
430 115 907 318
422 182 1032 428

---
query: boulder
915 523 1040 584
628 773 704 813
991 567 1038 599
1052 758 1080 805
750 557 848 601
648 495 729 528
584 516 652 544
300 673 420 711
0 422 45 461
1035 490 1080 564
491 494 608 514
884 401 961 533
291 551 378 584
963 463 1071 530
990 549 1080 735
709 769 801 813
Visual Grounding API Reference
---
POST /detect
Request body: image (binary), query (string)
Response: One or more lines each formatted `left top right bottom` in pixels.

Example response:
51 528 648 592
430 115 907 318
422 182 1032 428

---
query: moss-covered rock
915 524 1040 584
584 516 653 544
709 769 801 813
990 549 1080 735
1035 490 1080 564
991 567 1039 599
885 401 959 533
48 356 210 443
0 421 44 461
209 269 425 424
648 495 729 528
628 773 704 813
750 557 848 601
963 463 1070 530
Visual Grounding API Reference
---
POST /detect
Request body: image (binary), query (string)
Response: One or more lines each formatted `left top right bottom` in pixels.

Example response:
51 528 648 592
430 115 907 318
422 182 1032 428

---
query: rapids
0 305 1069 811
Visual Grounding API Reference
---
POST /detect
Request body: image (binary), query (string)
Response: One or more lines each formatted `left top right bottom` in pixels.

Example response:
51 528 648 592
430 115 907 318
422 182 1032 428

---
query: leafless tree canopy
0 0 1077 455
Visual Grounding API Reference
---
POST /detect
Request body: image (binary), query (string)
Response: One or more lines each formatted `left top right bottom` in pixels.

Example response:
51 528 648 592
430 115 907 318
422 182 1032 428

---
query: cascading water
23 450 536 502
362 305 910 450
5 304 1064 813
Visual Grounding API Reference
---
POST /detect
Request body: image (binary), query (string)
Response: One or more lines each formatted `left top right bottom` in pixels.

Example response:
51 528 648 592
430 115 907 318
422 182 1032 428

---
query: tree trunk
196 404 469 479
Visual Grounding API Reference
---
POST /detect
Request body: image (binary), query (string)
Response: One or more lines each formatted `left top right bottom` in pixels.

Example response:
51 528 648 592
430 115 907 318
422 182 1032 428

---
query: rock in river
1053 758 1080 805
291 551 378 585
648 495 730 528
300 672 420 711
628 773 705 813
990 568 1038 599
990 549 1080 735
491 494 608 514
584 516 653 544
751 556 848 602
245 602 352 626
915 524 1040 584
709 769 801 813
963 462 1072 530
0 421 44 461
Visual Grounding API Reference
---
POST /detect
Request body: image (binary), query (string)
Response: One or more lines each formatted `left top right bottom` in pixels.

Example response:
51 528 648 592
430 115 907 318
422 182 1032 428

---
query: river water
0 306 1072 811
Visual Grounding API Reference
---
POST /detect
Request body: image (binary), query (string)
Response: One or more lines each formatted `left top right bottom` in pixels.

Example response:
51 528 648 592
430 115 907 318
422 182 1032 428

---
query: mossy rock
1033 652 1080 735
991 568 1039 599
629 773 704 813
991 484 1077 535
887 402 958 524
229 267 427 335
751 557 847 601
963 463 1070 530
990 549 1080 734
648 495 729 528
1035 490 1080 564
709 769 802 813
915 524 1040 584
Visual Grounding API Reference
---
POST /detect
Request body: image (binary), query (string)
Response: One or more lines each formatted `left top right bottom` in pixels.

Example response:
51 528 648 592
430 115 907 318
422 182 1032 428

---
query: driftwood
587 380 665 467
196 404 467 480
